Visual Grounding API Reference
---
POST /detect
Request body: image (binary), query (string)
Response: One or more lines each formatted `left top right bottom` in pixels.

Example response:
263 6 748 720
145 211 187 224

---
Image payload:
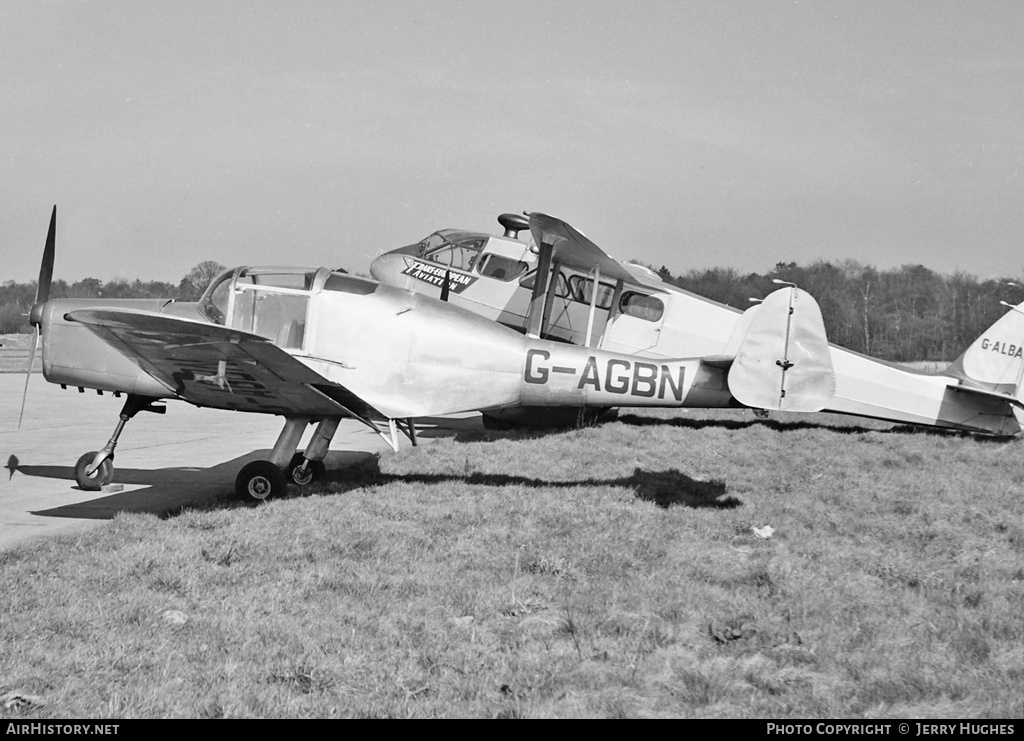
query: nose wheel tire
235 461 287 503
74 452 114 491
286 452 326 486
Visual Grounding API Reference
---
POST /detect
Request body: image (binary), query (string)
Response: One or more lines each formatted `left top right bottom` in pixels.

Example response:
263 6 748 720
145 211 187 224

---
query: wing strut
384 418 419 452
525 241 554 338
584 264 601 347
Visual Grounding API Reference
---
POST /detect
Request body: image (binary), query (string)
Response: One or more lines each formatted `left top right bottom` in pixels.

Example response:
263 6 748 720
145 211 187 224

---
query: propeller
18 206 56 429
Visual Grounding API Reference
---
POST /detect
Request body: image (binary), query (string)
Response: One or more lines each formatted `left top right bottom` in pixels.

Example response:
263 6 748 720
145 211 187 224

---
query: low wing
527 213 638 284
67 308 385 421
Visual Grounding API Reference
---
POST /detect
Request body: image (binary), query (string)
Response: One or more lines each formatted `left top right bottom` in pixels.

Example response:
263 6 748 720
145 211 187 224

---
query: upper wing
527 213 639 284
67 308 385 420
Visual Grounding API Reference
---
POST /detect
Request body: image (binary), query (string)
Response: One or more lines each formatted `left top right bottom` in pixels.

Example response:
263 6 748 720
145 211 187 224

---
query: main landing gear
234 417 338 503
74 395 165 491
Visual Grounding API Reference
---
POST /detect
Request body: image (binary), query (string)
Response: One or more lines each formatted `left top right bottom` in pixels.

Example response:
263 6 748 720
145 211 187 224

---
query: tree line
656 259 1024 362
0 261 225 335
3 258 1022 362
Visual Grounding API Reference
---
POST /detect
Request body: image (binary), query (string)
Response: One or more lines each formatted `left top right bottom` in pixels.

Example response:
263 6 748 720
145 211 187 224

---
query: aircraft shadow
613 412 1008 440
15 449 378 521
313 459 742 510
10 417 482 522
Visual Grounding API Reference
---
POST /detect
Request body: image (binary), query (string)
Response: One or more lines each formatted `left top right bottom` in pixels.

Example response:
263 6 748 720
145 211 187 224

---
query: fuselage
370 229 1022 435
38 263 1020 436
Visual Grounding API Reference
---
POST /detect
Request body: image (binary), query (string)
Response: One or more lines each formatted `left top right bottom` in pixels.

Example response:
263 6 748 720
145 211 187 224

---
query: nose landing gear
74 395 165 491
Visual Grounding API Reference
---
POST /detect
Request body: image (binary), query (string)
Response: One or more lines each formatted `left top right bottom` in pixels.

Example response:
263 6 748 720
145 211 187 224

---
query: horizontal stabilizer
727 287 835 412
947 382 1024 410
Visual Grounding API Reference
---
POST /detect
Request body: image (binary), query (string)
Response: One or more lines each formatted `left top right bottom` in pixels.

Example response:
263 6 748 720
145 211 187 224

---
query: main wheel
481 413 515 431
286 452 326 486
75 451 114 491
235 461 287 503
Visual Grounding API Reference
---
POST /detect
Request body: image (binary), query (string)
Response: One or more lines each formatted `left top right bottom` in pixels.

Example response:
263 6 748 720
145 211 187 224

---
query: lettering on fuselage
524 349 685 401
980 338 1024 359
402 257 477 294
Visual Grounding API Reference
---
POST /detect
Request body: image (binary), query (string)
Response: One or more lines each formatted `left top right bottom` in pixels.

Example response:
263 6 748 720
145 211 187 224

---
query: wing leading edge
527 213 638 284
67 308 384 421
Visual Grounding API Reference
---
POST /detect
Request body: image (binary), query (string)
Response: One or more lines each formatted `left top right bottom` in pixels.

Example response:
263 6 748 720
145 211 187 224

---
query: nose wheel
74 451 114 490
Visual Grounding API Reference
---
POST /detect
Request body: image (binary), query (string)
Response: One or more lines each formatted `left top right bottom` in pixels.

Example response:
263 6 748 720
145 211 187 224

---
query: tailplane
946 300 1024 399
726 287 835 412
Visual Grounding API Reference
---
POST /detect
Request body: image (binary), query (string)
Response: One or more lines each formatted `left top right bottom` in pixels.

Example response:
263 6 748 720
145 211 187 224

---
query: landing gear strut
234 417 338 503
74 394 164 491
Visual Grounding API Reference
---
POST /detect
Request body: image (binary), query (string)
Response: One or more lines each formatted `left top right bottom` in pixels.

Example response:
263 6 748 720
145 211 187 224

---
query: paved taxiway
1 373 480 550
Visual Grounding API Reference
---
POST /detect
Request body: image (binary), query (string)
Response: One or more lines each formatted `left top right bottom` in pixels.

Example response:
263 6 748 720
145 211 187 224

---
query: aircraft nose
369 243 419 283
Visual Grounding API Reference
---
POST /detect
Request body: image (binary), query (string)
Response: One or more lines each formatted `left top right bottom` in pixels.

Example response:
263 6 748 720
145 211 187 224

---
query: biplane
371 212 1024 434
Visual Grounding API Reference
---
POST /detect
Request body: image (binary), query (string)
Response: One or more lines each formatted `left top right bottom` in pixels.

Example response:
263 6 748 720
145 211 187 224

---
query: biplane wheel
286 453 326 486
74 451 114 491
481 414 515 431
235 461 287 503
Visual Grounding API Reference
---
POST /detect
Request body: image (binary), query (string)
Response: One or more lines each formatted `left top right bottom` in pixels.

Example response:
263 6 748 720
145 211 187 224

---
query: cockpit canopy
416 229 533 282
417 229 490 271
199 267 377 350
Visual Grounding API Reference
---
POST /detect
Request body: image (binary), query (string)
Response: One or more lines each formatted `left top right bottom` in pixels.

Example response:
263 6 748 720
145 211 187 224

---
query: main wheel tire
235 461 287 503
74 451 114 491
286 452 326 486
481 413 515 431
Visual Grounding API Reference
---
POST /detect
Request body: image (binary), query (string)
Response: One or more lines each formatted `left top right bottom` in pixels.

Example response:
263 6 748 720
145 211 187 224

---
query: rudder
946 300 1024 398
727 287 835 412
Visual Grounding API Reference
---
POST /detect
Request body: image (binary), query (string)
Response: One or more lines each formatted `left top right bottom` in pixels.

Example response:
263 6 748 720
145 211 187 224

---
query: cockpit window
324 272 377 294
241 271 316 290
199 268 313 349
477 254 528 282
199 270 234 325
419 230 487 272
620 292 664 322
519 269 570 297
567 275 616 309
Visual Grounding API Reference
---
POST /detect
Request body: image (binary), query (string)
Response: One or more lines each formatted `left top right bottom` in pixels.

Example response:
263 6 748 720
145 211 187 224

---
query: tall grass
1 409 1021 718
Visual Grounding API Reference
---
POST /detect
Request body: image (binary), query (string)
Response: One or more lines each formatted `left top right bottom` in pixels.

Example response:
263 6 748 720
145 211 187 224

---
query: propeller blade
36 206 56 305
440 269 451 302
17 327 40 430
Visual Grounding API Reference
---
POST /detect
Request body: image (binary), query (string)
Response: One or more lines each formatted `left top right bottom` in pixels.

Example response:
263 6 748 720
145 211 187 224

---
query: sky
2 1 1022 284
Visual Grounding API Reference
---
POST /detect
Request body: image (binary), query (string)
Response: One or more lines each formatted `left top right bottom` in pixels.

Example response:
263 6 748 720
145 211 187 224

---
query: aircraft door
601 291 667 355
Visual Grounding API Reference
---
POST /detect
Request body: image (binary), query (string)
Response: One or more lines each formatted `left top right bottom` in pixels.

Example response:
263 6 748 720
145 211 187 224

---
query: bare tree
178 261 226 301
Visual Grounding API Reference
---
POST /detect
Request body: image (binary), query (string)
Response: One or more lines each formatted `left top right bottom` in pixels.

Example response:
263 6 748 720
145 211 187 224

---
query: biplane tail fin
726 286 836 412
945 299 1024 400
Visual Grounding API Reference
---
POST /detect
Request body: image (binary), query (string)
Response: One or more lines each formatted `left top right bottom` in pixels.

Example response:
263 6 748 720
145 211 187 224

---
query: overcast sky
3 1 1022 284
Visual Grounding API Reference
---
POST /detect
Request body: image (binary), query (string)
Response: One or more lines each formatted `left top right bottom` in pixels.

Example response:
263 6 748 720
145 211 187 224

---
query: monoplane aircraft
371 212 1024 434
19 208 1024 504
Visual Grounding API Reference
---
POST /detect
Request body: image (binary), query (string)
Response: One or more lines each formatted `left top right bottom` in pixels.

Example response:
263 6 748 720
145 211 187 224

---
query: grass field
1 407 1021 718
